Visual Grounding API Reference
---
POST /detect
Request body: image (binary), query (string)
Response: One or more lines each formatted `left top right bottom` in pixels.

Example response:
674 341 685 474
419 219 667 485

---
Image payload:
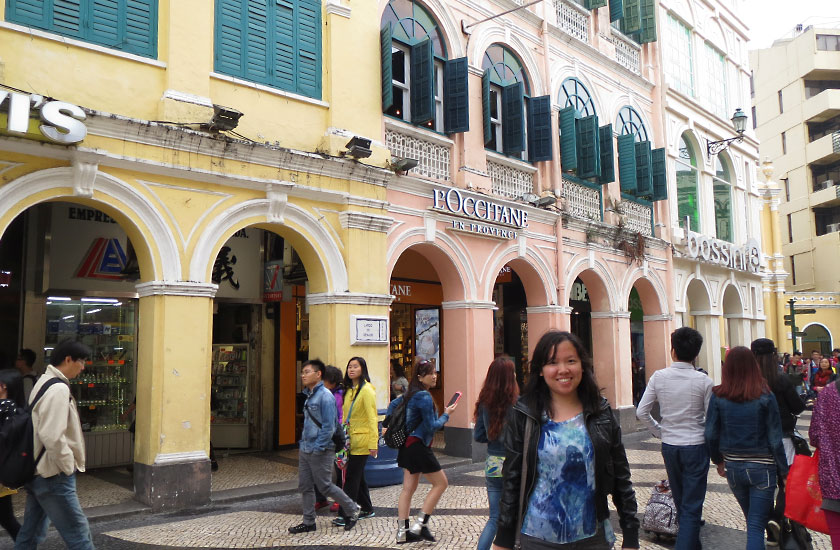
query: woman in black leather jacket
492 331 639 550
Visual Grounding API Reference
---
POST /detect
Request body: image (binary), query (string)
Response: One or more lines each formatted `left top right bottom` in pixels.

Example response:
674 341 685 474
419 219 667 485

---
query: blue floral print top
521 412 597 544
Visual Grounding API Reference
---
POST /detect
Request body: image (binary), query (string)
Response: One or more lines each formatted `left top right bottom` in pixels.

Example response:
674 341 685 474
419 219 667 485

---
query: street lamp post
707 108 749 157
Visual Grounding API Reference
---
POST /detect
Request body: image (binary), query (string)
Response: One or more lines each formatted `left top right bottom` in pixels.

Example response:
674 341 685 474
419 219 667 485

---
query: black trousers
0 495 20 541
340 454 372 516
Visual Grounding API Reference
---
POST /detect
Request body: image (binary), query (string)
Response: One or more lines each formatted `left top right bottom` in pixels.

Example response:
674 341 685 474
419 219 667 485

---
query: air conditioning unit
816 180 834 191
826 222 840 233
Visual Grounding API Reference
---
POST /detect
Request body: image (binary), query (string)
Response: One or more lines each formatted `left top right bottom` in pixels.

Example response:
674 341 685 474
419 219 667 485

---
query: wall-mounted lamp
208 104 243 132
521 192 556 208
344 136 372 159
706 108 748 156
391 156 419 173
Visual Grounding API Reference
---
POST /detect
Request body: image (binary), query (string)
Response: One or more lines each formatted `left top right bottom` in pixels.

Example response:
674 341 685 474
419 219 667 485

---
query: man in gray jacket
288 359 360 535
637 327 713 550
15 339 94 550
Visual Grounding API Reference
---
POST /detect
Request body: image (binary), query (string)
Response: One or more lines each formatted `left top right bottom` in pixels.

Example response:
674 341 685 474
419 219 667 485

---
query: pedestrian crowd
2 330 839 550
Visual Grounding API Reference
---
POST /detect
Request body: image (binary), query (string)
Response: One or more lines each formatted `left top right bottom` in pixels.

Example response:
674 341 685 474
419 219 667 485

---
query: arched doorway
626 275 668 406
492 264 528 385
629 288 645 405
685 278 717 379
570 277 592 354
802 323 832 356
722 284 745 350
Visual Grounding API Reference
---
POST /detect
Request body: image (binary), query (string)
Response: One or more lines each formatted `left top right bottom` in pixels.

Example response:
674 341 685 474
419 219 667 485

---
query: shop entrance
802 323 832 356
629 288 645 406
0 202 147 468
389 249 444 414
492 265 528 386
570 277 592 355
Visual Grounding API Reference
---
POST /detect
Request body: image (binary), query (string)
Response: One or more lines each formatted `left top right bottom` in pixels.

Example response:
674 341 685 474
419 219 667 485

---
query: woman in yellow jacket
334 356 379 525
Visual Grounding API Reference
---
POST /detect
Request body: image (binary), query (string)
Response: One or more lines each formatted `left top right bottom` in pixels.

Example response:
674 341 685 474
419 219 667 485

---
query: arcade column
133 282 217 511
589 311 634 431
526 305 569 359
642 314 673 379
692 312 722 382
440 300 495 461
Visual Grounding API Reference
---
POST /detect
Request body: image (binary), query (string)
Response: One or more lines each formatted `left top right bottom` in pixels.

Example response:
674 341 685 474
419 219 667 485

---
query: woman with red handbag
809 380 840 548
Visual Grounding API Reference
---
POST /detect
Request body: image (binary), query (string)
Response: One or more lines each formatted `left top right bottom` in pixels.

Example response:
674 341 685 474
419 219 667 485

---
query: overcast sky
742 0 840 49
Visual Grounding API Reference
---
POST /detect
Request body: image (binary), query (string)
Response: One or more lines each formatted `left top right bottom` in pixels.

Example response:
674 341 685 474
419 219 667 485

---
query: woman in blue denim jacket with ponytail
705 347 787 550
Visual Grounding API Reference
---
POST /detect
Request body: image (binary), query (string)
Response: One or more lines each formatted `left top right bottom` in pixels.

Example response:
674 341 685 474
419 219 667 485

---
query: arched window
713 155 733 242
676 134 700 232
616 106 648 142
559 78 596 118
381 0 451 131
482 44 531 158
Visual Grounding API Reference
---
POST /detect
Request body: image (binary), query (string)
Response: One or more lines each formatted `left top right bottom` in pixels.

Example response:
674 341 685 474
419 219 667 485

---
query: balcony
618 196 654 237
384 119 452 182
804 89 840 123
611 31 641 75
486 152 536 199
553 0 590 43
806 130 840 166
810 180 840 208
561 176 603 222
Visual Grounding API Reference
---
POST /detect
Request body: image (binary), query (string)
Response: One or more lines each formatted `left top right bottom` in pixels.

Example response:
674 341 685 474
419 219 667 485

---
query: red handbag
784 450 830 534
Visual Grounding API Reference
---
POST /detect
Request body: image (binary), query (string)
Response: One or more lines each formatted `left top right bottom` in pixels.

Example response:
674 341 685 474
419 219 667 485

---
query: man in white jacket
14 339 94 550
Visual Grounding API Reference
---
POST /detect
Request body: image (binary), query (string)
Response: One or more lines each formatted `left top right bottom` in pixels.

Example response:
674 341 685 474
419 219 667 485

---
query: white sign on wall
684 230 761 274
350 315 389 345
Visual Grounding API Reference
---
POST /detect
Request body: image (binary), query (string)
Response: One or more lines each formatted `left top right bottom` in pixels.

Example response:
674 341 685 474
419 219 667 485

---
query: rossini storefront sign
684 230 761 274
432 188 527 240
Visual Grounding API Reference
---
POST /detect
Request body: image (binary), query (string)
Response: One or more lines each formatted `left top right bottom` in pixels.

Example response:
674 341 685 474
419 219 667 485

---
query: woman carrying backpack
334 357 379 526
474 356 519 550
0 368 25 541
386 359 458 544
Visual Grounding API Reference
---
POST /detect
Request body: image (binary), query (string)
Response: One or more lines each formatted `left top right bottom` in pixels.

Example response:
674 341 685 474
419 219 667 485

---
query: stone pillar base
443 426 475 459
615 405 641 434
135 458 211 511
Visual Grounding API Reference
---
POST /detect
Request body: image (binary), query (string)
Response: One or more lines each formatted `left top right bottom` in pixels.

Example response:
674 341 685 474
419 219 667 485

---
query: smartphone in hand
447 391 462 407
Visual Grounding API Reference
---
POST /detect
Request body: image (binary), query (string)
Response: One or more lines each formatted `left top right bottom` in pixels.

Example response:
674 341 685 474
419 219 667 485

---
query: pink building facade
379 0 676 456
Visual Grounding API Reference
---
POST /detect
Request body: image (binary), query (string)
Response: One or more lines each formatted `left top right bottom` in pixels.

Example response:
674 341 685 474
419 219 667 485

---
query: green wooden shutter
55 0 83 36
559 106 578 172
502 82 525 155
7 0 53 29
124 0 157 57
443 57 469 134
585 0 607 8
215 0 244 76
639 0 657 43
598 124 615 184
609 0 623 22
380 24 393 111
617 133 637 193
410 38 434 125
635 140 653 196
482 69 492 143
273 0 295 90
621 0 641 34
651 147 668 201
295 0 321 98
527 95 553 162
576 115 600 179
89 0 120 47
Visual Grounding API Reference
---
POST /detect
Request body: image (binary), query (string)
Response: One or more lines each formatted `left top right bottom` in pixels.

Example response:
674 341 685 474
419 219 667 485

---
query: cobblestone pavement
1 415 831 549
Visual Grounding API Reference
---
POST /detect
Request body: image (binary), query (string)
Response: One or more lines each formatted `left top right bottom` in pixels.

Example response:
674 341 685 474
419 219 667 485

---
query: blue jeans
478 475 503 550
14 473 94 549
725 462 776 550
661 443 709 550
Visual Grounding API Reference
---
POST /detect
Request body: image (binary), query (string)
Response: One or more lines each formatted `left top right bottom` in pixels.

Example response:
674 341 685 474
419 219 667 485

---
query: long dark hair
474 356 518 440
754 352 779 389
0 368 25 408
523 331 601 417
714 346 769 403
404 359 436 404
343 356 371 400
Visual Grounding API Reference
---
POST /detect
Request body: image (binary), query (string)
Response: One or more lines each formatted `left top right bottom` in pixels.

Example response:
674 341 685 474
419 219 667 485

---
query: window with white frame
703 43 727 119
713 156 733 242
482 44 531 160
664 14 694 97
677 133 700 232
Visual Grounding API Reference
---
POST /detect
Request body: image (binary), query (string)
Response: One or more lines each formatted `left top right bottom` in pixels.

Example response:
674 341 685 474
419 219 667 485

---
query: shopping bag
784 450 829 534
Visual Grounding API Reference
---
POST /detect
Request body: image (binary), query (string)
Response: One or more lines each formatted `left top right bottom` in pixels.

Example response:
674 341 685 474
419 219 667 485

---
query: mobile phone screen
447 392 462 407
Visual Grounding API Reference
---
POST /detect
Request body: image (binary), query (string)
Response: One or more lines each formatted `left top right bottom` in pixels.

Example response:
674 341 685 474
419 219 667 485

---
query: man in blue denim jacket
288 359 360 534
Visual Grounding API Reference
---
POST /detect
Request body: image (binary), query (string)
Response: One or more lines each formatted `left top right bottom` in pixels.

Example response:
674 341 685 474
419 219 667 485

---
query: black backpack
0 378 69 488
382 395 417 449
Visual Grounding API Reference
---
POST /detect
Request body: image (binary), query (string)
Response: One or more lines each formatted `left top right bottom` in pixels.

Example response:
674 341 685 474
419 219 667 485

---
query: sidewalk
9 439 473 523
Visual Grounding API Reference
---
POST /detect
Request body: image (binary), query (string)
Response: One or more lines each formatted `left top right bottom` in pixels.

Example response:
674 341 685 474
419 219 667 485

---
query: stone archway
722 284 746 350
685 277 718 379
625 275 669 406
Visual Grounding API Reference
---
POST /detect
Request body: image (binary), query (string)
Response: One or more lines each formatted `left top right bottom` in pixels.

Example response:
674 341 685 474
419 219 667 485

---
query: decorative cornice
135 281 218 298
526 305 569 314
590 311 632 319
458 165 489 177
72 159 98 198
642 314 673 322
154 451 208 465
306 293 394 307
441 300 497 310
339 211 394 232
324 0 351 18
346 196 389 210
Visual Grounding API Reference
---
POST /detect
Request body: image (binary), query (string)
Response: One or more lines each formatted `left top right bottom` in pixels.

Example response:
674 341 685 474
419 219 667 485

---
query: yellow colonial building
0 0 395 509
